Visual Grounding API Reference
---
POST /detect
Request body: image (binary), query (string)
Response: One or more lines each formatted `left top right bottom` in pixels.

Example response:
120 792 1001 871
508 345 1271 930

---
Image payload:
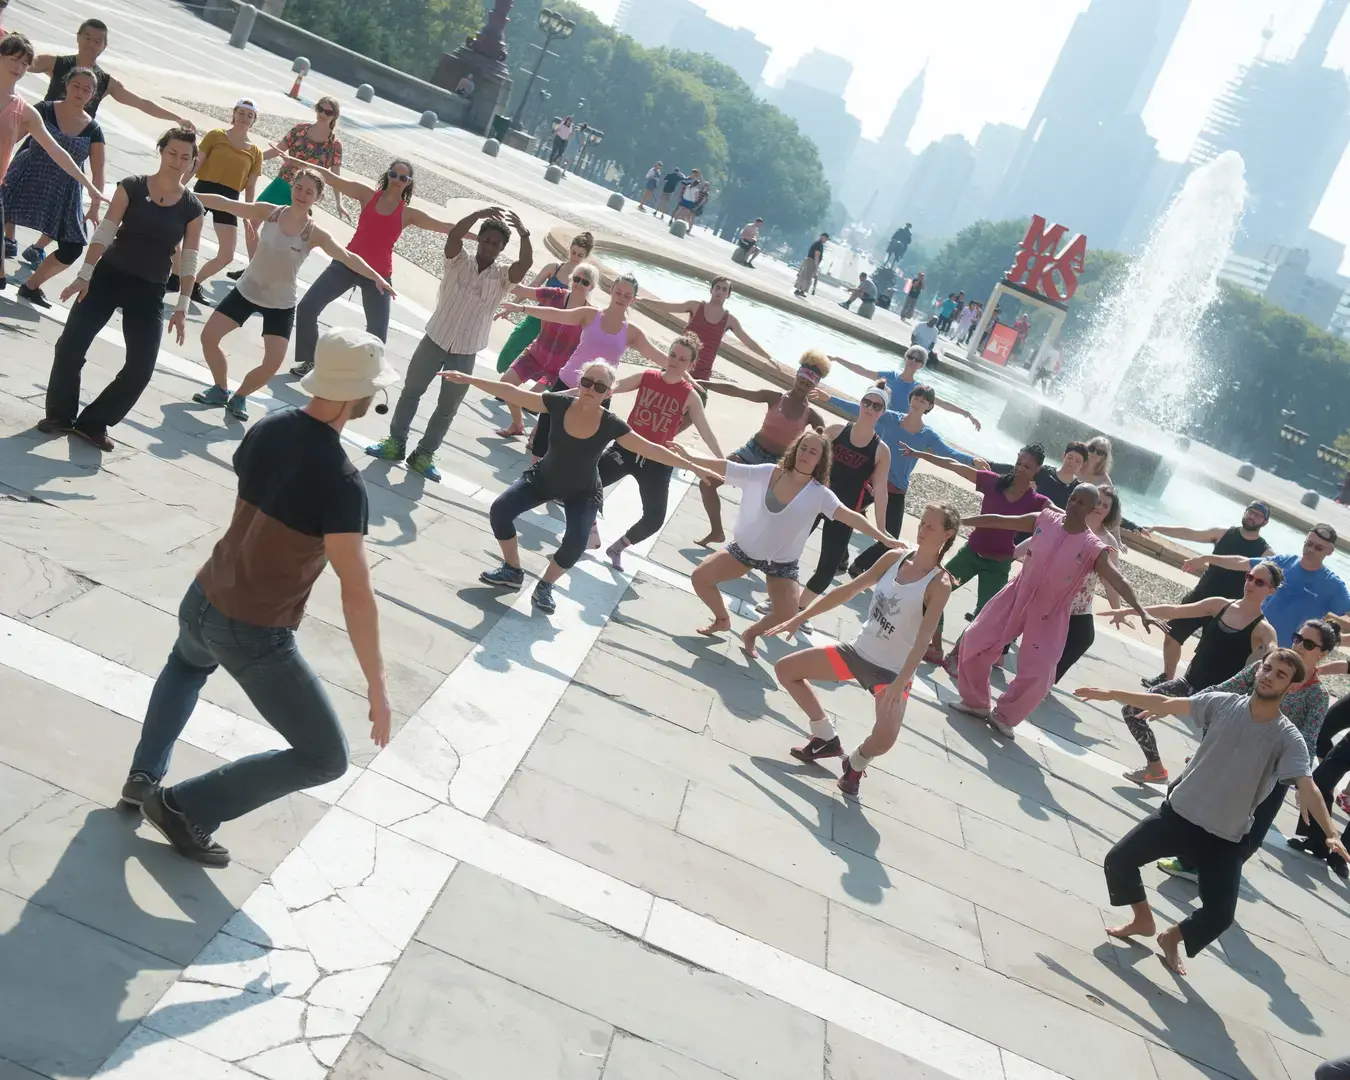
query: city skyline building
615 0 770 86
896 133 978 242
777 48 853 96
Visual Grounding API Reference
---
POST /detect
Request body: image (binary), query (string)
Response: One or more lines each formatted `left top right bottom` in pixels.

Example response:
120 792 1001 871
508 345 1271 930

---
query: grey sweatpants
390 335 476 456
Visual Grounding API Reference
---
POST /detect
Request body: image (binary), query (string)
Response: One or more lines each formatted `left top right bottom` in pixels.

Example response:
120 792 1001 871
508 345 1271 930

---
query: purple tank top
558 312 629 387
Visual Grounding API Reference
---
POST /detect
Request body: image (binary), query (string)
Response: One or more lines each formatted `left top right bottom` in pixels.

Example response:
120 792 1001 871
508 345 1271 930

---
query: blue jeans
131 581 349 831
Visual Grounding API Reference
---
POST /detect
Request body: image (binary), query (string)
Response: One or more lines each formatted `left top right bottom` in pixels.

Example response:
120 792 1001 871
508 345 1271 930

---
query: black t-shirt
1195 526 1271 599
807 240 825 262
662 171 684 193
198 408 367 628
532 394 631 502
43 56 112 116
101 176 205 284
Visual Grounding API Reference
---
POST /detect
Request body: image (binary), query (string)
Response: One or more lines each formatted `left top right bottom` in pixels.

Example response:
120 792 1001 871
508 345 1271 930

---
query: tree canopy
281 0 482 78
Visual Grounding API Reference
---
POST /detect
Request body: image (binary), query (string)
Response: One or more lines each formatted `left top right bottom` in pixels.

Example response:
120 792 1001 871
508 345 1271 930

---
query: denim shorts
727 542 798 580
730 438 780 466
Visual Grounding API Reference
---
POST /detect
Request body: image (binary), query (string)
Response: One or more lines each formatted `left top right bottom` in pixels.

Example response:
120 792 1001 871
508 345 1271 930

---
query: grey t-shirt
1168 691 1311 842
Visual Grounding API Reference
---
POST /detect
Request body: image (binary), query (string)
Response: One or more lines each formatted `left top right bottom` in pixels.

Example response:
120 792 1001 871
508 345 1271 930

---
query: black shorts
1166 584 1220 643
194 180 242 226
215 287 297 339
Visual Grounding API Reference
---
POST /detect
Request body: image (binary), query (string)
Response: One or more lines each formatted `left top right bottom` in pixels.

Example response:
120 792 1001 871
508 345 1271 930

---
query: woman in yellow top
177 97 262 303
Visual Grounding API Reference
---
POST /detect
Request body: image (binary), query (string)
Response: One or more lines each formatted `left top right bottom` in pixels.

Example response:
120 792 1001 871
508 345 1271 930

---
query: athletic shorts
645 179 658 190
737 238 756 250
194 180 242 226
730 438 780 466
727 542 798 580
678 199 697 211
825 643 909 698
1166 584 1220 643
215 287 297 339
258 176 292 206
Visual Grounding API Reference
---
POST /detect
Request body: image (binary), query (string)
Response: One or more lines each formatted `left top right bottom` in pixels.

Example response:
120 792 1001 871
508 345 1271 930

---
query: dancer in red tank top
279 156 458 376
597 333 724 569
641 276 770 381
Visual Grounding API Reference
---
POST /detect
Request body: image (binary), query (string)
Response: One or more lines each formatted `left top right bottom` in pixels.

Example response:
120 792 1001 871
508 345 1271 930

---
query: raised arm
701 381 778 405
445 206 503 259
682 389 724 458
106 77 192 127
505 210 533 284
905 447 980 484
726 314 770 359
1074 687 1193 715
276 152 373 204
1145 524 1225 543
962 512 1039 533
827 354 881 381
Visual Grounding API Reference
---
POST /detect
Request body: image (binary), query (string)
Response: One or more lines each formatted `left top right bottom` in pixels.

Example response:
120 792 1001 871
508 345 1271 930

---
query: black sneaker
17 283 51 309
790 735 843 764
140 789 231 866
532 579 557 613
226 268 244 281
1332 855 1350 881
1141 673 1166 689
191 283 211 306
119 771 157 809
480 563 525 589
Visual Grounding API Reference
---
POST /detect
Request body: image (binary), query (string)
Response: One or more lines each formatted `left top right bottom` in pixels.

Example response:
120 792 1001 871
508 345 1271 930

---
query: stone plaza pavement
3 1 1350 1078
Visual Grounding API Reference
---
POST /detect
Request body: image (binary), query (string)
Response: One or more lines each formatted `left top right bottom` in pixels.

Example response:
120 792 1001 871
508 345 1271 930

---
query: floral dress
259 123 342 204
2 101 102 244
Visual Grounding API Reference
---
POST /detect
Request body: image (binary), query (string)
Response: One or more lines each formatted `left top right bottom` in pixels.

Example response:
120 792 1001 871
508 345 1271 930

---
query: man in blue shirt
829 380 987 576
830 345 983 431
1183 523 1350 648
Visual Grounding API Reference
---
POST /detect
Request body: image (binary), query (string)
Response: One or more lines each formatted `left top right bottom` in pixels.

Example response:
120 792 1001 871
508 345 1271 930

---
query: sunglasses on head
1245 572 1273 587
387 169 411 181
578 376 610 393
1293 631 1324 650
572 274 593 285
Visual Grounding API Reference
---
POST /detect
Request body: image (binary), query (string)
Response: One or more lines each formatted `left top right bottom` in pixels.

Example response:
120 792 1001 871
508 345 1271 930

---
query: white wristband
175 293 190 313
76 262 95 283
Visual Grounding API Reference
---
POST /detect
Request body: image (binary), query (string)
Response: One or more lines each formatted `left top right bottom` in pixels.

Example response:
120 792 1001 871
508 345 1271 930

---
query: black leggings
530 377 611 458
1296 735 1350 859
489 473 597 570
597 445 673 545
849 490 904 577
46 262 166 435
1318 693 1350 761
1055 613 1095 683
806 516 855 595
1104 802 1242 957
1121 675 1192 764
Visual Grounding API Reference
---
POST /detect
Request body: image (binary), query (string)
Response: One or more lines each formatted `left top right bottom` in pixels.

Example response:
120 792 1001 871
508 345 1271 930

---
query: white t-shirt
725 462 841 563
680 179 702 203
912 323 938 349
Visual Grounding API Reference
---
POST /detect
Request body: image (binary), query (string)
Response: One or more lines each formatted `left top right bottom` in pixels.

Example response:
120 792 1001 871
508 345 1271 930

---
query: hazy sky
573 0 1350 253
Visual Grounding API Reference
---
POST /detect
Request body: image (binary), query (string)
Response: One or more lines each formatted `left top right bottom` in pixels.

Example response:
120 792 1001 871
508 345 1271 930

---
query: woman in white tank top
191 168 393 421
770 503 960 799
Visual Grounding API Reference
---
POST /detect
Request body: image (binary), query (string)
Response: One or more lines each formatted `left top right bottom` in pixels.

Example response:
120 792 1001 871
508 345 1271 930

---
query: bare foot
697 617 731 637
696 531 725 547
1106 914 1157 941
948 700 991 719
495 424 525 438
1156 926 1187 975
740 630 759 658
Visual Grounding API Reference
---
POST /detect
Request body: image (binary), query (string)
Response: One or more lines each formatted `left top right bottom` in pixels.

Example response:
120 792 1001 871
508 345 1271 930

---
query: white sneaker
989 715 1017 739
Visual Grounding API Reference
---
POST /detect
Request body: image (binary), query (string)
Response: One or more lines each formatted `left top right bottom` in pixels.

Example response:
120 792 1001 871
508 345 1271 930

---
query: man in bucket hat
120 327 398 866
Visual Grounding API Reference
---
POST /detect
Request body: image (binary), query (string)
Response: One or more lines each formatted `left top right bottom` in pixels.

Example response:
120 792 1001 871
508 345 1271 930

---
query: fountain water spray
1066 151 1247 434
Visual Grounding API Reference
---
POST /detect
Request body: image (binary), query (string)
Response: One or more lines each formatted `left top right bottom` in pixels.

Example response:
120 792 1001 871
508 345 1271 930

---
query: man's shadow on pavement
0 806 279 1078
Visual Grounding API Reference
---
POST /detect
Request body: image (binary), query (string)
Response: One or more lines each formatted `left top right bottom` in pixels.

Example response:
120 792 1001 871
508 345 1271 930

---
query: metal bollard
292 56 311 74
1237 462 1256 480
481 138 501 156
420 110 438 129
228 3 257 49
356 84 374 103
545 165 564 184
606 192 624 211
668 218 688 238
1302 490 1321 509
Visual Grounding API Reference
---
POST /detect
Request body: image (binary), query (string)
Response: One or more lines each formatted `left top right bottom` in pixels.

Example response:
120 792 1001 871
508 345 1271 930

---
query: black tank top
1185 602 1263 690
43 56 112 117
1194 527 1268 599
830 424 880 510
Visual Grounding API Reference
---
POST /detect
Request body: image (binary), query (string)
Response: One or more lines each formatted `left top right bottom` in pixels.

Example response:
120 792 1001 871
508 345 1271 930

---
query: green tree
283 0 482 77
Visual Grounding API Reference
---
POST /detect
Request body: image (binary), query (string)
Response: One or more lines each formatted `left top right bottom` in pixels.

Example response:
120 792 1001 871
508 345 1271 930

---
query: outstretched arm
616 432 715 476
827 354 882 381
832 505 904 549
683 391 724 458
726 314 770 359
500 301 594 326
317 230 396 293
1074 687 1193 714
1095 553 1165 632
107 77 193 127
701 381 778 405
962 512 1038 532
931 396 981 430
438 371 545 412
195 193 280 222
640 298 699 315
1096 596 1226 621
1182 553 1255 574
774 549 903 632
403 205 463 234
275 152 374 204
1145 524 1225 543
669 444 728 476
628 326 670 368
906 447 980 484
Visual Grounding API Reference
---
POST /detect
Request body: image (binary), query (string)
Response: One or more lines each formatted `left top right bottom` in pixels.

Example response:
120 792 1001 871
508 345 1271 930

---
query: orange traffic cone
287 71 303 99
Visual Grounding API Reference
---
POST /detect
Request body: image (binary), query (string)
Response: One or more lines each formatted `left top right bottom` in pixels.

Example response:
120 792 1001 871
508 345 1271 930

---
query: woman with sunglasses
282 156 455 377
494 230 594 377
492 260 599 438
674 429 905 658
245 96 347 244
497 272 671 460
1156 617 1339 883
188 170 393 421
1104 561 1283 784
829 345 982 430
691 350 830 547
440 362 710 614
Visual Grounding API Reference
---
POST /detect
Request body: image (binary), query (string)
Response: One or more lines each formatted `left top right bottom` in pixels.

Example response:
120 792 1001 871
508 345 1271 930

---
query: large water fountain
997 151 1248 492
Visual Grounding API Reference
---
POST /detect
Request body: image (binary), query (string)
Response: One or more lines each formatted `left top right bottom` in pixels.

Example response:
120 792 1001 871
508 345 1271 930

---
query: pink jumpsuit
957 507 1107 726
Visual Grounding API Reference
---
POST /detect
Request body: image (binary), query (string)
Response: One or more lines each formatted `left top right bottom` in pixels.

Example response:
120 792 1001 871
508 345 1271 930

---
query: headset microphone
375 389 390 415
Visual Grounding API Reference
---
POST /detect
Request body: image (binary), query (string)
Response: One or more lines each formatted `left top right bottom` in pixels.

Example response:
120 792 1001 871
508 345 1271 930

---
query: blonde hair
926 503 962 556
580 360 617 388
572 261 598 286
799 349 831 379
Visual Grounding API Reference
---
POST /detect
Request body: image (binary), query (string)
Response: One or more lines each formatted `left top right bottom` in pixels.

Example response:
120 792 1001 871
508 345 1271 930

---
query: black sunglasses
861 398 886 410
1088 447 1107 456
1292 632 1324 650
387 169 411 181
317 106 336 116
572 274 593 285
578 376 610 393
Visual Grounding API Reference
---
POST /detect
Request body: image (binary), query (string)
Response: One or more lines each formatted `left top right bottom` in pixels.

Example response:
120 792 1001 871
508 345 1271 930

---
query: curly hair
779 429 832 486
798 349 831 379
670 332 703 363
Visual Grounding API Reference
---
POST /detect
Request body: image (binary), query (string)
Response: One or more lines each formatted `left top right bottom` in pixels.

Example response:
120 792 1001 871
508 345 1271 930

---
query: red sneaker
838 763 865 797
790 736 842 764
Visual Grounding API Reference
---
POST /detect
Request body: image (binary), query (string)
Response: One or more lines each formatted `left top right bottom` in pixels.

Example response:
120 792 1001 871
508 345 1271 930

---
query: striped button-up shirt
425 250 514 354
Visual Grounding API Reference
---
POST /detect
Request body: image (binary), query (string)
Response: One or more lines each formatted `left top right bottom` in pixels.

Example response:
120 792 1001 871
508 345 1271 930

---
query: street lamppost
1273 421 1308 478
513 8 574 131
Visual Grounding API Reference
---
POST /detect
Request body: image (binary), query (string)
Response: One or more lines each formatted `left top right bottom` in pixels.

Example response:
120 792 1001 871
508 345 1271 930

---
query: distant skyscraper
954 122 1023 226
997 0 1189 249
842 65 925 224
615 0 702 50
897 134 978 241
878 64 925 160
1191 0 1350 260
668 15 770 87
780 49 853 96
